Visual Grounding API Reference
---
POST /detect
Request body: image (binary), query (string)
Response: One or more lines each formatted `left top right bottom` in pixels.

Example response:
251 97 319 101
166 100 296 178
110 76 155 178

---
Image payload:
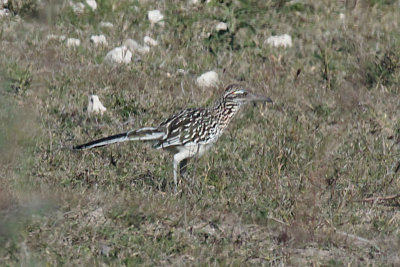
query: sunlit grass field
1 0 400 265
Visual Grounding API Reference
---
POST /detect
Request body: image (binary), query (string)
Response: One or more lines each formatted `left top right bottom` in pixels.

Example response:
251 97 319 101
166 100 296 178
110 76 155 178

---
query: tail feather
74 132 128 150
73 127 165 150
127 127 165 141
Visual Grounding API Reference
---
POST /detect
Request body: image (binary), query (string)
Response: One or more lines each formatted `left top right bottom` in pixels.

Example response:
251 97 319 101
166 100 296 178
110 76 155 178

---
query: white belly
173 142 214 162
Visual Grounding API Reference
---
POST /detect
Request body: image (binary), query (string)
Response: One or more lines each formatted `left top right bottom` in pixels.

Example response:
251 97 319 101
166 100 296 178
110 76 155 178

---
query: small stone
266 34 292 48
87 95 106 115
0 8 9 17
90 34 107 46
196 71 219 88
339 13 345 21
177 69 187 75
100 21 113 28
46 34 58 40
123 39 150 54
66 38 81 47
104 46 132 65
100 245 111 257
47 34 66 41
215 22 228 32
86 0 97 10
144 36 158 47
70 1 85 14
148 10 164 25
87 207 106 224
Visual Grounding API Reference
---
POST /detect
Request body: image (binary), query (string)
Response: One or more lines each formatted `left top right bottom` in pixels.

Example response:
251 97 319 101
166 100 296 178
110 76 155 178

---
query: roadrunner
74 84 272 190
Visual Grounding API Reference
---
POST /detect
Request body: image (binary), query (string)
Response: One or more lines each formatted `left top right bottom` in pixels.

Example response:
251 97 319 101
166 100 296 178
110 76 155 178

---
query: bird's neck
213 97 242 130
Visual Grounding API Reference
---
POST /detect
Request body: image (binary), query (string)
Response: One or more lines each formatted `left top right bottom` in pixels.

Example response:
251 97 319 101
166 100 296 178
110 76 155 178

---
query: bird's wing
153 108 210 149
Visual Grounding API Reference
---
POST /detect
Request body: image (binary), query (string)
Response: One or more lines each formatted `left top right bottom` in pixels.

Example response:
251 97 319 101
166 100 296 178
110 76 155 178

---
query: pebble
46 34 66 41
148 10 164 25
123 39 150 54
66 38 81 47
70 1 85 14
177 69 187 75
196 71 219 88
0 8 9 17
90 34 107 46
70 0 97 13
86 0 97 10
100 245 111 257
266 34 292 48
100 21 114 28
104 46 132 65
215 22 228 32
144 36 158 47
87 95 106 115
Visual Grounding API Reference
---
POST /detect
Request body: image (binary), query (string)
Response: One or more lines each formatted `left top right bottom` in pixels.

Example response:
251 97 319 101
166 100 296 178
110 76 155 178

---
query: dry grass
1 0 400 265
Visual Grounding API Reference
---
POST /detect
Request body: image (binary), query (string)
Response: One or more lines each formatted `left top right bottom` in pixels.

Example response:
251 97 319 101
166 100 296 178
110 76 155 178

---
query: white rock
90 34 107 46
2 0 8 6
87 207 106 224
86 0 97 10
104 46 132 65
46 34 58 40
0 8 9 17
47 34 66 41
123 39 150 54
215 22 228 32
266 34 292 48
123 39 140 50
177 69 187 75
70 1 85 14
339 13 345 21
144 36 158 47
196 71 219 88
100 21 113 28
66 38 81 47
148 10 164 25
189 0 200 4
87 95 106 115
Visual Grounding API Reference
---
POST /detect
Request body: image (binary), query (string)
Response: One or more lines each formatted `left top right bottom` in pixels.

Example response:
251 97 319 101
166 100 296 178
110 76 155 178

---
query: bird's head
222 84 273 105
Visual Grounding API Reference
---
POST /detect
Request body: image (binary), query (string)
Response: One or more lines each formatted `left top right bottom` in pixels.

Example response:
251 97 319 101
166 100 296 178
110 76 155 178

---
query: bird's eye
234 90 247 96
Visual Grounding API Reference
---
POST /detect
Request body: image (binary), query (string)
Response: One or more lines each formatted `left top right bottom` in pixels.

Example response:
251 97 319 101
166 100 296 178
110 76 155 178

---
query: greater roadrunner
74 84 272 190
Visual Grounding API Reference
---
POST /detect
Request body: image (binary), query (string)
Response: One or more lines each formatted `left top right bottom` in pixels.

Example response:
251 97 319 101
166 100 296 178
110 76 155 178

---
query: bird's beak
247 92 273 104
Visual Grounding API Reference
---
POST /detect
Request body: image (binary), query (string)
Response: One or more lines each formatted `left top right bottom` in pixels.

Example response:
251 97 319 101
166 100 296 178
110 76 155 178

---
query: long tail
73 127 165 150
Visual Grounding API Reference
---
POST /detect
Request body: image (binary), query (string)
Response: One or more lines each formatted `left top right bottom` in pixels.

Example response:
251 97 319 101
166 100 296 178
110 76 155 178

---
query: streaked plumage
74 84 272 191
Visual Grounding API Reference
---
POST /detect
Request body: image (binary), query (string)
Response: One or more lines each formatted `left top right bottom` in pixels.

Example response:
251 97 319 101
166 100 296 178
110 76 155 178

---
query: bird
74 84 272 191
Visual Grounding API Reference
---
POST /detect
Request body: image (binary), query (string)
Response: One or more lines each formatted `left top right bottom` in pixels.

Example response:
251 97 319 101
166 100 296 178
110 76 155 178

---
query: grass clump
4 62 32 95
7 0 39 17
366 49 400 90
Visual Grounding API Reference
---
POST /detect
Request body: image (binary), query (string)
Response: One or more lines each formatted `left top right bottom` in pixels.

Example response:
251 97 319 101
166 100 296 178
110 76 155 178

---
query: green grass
1 0 400 265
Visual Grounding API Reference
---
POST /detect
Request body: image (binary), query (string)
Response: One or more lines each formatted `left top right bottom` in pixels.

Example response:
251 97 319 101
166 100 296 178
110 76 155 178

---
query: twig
361 194 400 203
325 219 381 251
267 216 289 226
335 230 381 251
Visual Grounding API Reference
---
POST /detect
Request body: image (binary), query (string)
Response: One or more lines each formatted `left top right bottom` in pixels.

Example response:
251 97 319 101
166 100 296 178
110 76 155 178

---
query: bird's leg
179 158 194 194
179 159 188 178
173 157 180 193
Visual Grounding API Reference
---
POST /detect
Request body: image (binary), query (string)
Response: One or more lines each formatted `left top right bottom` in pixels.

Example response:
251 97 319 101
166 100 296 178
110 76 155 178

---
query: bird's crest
224 84 242 94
